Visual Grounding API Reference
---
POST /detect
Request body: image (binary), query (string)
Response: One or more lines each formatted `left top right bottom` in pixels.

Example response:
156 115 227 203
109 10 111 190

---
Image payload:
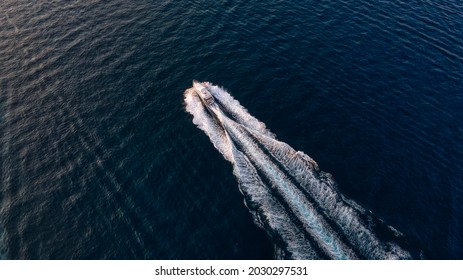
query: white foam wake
184 82 413 259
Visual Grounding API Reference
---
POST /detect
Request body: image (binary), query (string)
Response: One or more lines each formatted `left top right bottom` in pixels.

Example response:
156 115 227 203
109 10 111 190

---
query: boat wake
184 81 415 259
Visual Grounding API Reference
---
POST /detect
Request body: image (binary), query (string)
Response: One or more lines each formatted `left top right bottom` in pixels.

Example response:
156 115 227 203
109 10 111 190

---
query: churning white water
185 82 412 259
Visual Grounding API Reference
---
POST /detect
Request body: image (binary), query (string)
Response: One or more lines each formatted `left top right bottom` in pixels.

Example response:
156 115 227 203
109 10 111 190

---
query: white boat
193 80 214 106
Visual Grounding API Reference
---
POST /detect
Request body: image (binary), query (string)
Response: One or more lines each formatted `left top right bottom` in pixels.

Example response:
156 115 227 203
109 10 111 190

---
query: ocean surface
0 0 462 259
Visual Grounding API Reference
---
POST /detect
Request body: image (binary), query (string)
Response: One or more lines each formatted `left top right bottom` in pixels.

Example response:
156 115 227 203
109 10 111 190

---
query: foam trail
185 82 414 259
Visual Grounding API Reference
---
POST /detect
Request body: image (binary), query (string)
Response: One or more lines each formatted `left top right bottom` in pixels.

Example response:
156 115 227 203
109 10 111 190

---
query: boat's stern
192 80 214 106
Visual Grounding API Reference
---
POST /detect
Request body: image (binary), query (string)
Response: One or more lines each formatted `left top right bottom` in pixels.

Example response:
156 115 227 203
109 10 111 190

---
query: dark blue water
0 0 461 259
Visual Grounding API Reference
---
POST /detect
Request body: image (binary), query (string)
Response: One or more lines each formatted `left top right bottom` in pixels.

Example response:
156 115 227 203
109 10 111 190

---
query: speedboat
193 80 214 106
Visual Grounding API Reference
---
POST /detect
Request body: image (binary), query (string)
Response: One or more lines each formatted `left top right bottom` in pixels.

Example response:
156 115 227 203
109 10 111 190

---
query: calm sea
0 0 461 259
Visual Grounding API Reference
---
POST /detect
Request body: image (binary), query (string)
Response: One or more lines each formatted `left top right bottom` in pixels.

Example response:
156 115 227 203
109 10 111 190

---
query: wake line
185 82 414 259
